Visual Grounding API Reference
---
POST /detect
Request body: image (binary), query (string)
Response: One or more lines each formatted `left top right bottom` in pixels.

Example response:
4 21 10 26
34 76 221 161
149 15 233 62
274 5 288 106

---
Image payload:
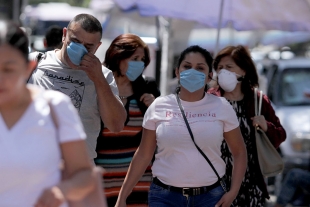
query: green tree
28 0 91 8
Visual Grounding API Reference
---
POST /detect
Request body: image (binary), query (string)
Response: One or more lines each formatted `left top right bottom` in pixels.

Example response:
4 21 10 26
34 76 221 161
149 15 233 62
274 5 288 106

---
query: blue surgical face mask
126 61 145 81
66 42 88 65
180 69 206 93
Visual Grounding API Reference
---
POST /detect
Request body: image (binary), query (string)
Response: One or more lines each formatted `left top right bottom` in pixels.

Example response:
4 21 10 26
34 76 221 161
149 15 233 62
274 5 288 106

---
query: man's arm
95 74 126 132
80 53 126 132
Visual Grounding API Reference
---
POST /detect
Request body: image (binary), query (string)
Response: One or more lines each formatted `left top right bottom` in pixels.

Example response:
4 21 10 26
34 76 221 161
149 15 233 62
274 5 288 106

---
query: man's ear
62 27 67 42
94 41 102 54
25 60 37 81
43 39 48 48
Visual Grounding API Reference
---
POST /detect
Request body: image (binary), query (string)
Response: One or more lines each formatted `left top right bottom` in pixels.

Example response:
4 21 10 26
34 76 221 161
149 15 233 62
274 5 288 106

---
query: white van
265 58 310 177
20 2 95 51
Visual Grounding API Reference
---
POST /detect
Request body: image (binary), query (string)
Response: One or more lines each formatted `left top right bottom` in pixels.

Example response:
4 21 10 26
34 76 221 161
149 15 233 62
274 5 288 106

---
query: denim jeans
276 168 310 206
148 182 225 207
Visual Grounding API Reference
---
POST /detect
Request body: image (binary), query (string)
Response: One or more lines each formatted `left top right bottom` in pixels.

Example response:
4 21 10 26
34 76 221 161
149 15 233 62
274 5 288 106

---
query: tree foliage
28 0 91 8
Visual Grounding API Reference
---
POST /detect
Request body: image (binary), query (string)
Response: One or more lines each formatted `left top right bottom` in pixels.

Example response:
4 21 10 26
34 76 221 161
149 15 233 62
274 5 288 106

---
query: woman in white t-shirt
0 20 95 207
115 45 247 207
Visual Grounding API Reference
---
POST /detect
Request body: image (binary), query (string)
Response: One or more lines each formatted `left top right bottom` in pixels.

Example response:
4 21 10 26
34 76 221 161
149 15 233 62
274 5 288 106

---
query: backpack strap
254 87 263 116
36 52 44 64
27 52 45 83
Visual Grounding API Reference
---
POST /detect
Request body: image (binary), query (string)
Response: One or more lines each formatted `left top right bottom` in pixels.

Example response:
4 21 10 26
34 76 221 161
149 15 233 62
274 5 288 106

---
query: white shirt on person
28 50 120 159
0 85 86 207
143 93 239 187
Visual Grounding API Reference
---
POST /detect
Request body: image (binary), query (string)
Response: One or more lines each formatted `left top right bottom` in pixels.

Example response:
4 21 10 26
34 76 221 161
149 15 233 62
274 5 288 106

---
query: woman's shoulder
43 89 71 103
133 75 161 97
154 94 175 103
206 86 222 96
28 84 71 105
252 88 272 105
147 94 175 108
206 93 230 105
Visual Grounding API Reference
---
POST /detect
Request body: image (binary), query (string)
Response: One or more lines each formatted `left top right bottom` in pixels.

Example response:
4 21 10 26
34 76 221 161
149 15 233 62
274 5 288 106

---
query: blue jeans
148 182 225 207
276 168 310 206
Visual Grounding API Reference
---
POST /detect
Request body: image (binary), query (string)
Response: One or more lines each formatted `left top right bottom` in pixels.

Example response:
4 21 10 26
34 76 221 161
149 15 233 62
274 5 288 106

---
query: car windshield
32 20 69 36
280 68 310 106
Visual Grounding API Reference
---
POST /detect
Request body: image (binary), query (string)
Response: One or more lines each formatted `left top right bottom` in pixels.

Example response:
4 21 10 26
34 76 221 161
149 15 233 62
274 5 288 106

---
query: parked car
264 58 310 180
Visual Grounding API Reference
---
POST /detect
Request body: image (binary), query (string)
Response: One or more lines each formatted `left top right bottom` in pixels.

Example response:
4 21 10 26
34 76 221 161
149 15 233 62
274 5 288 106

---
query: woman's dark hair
0 20 29 62
176 45 213 74
213 45 259 96
104 33 150 76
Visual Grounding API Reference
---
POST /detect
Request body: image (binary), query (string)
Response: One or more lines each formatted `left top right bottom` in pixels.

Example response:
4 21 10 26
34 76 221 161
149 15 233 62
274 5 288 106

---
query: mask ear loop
237 76 245 81
207 69 218 84
205 70 217 90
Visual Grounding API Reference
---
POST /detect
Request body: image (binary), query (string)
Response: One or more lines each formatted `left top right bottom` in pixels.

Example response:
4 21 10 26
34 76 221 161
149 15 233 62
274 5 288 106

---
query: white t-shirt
0 85 86 207
28 51 120 158
143 93 239 187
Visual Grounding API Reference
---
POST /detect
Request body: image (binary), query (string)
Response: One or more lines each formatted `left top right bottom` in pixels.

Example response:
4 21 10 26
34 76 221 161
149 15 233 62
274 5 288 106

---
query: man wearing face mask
208 45 286 207
28 14 127 160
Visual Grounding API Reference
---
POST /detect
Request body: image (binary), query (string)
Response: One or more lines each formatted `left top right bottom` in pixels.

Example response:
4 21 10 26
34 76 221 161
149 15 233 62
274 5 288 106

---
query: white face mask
217 69 243 92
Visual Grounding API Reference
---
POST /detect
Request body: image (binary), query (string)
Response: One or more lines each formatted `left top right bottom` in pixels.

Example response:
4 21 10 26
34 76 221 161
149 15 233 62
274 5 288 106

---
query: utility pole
0 0 23 24
156 16 173 96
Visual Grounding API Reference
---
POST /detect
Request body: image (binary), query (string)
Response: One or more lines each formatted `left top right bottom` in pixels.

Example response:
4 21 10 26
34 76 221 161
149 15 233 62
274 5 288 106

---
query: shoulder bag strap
254 88 258 116
46 97 61 145
27 52 45 83
45 96 60 144
46 96 68 174
46 97 59 131
254 88 263 131
254 87 263 116
258 90 263 116
175 93 227 191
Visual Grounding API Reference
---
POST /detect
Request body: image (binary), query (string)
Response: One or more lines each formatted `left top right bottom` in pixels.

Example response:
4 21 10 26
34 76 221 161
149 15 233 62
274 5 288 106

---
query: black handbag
175 92 227 193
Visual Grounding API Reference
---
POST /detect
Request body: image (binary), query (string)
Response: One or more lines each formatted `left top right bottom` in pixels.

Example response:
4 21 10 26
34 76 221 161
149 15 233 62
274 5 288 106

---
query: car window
267 64 279 102
33 20 69 36
280 68 310 106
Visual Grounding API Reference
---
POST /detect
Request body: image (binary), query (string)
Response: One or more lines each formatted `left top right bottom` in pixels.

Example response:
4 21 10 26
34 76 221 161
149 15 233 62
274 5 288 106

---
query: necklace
119 95 129 100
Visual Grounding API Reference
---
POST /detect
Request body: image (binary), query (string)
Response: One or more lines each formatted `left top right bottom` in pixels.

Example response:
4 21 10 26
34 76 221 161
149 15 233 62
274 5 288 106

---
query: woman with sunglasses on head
114 45 247 207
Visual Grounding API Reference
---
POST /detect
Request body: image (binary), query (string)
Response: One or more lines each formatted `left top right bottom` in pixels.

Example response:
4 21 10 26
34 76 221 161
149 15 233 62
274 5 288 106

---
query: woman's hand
223 127 247 207
215 191 237 207
34 186 65 207
140 93 155 107
251 115 268 132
